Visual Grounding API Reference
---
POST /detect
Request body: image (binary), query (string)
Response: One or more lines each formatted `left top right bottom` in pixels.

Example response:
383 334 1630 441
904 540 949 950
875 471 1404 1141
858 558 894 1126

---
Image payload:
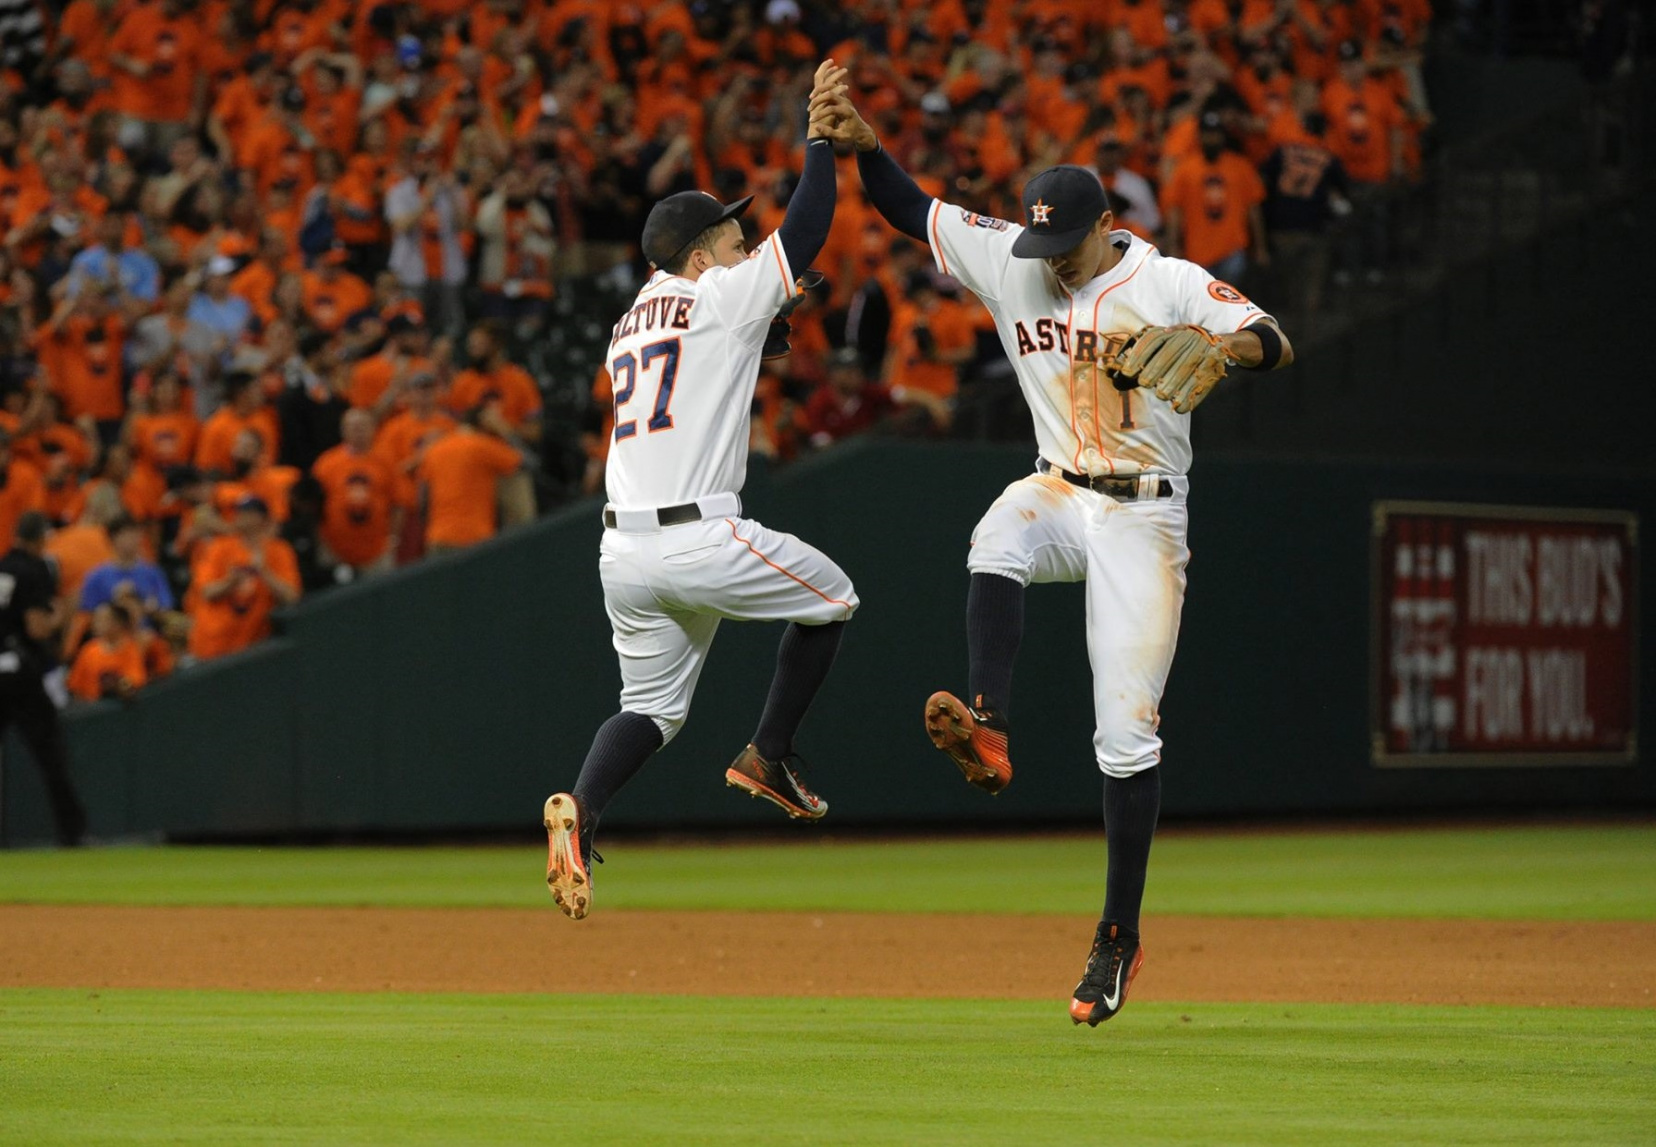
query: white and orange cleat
923 691 1013 794
543 793 594 920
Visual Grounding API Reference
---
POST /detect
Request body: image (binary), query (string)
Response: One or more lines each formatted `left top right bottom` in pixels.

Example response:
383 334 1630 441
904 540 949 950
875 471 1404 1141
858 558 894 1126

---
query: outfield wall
5 440 1653 845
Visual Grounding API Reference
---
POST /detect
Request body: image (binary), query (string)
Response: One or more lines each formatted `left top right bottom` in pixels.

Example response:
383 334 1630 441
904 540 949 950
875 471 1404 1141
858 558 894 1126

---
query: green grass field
2 993 1650 1146
2 824 1652 918
3 824 1652 1145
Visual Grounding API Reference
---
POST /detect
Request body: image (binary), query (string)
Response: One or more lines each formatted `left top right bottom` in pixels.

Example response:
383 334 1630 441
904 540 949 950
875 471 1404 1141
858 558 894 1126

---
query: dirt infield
4 906 1653 1006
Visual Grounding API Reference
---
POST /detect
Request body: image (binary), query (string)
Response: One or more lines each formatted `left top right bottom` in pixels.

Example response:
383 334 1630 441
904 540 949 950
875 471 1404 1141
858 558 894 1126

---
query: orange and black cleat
923 691 1013 794
1069 921 1145 1026
543 792 597 920
725 745 828 820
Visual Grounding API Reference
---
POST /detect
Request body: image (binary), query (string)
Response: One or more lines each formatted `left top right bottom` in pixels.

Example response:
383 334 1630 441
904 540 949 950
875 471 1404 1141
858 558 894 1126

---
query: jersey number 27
612 339 680 441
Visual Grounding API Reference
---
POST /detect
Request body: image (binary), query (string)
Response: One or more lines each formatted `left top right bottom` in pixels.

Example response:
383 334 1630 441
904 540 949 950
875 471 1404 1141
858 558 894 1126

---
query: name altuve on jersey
613 292 695 341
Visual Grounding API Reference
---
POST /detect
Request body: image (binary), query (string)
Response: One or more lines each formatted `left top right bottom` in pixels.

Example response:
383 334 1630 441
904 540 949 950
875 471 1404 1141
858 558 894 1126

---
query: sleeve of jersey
697 231 796 347
925 200 1019 306
1174 259 1273 333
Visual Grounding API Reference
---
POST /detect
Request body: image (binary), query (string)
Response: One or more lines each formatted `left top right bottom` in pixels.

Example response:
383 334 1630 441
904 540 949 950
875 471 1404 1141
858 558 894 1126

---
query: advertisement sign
1372 502 1638 766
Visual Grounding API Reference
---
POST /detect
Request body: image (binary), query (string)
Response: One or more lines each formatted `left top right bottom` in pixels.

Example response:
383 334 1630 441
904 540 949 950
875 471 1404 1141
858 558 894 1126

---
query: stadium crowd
0 0 1431 696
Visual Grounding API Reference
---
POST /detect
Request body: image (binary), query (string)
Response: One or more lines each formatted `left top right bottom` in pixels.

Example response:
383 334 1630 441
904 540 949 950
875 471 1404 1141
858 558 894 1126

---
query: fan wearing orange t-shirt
1322 42 1404 187
1161 113 1269 282
448 323 542 437
312 409 398 573
416 406 522 554
0 429 47 549
187 493 300 660
107 0 205 134
883 272 976 406
195 373 280 476
299 245 373 333
33 290 127 432
68 601 148 701
210 429 302 523
127 372 199 467
374 369 456 510
348 313 434 421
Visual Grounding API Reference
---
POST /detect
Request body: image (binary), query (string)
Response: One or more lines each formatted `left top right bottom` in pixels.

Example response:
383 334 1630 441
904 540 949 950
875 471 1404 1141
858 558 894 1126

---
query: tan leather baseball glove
1109 325 1235 414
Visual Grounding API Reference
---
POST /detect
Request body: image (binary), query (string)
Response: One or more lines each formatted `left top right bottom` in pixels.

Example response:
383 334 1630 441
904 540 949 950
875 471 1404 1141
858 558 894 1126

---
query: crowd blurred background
0 0 1458 697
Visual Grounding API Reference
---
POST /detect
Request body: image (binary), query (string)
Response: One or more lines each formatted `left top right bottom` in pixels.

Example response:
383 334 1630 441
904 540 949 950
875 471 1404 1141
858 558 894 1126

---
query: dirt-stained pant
966 470 1191 777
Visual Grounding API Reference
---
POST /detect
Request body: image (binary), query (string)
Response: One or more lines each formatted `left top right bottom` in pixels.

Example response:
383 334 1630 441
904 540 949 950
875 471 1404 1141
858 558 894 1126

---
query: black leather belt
603 503 704 529
1037 458 1173 501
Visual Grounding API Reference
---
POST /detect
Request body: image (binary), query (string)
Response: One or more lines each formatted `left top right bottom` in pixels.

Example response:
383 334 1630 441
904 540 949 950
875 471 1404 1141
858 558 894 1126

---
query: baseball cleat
543 793 594 920
1069 921 1145 1026
924 691 1012 794
725 745 828 820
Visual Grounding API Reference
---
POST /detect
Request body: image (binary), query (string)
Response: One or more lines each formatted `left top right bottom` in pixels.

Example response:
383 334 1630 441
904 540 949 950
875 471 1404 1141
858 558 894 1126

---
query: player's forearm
1220 321 1294 370
776 138 837 271
854 143 932 242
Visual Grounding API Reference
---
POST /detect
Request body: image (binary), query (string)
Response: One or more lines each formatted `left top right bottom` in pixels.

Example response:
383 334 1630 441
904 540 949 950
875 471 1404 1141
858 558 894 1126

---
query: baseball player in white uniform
817 94 1295 1023
545 63 857 921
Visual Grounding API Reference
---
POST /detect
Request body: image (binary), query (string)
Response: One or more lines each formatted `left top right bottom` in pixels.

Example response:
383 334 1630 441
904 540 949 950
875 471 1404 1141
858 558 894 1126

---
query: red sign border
1369 500 1640 769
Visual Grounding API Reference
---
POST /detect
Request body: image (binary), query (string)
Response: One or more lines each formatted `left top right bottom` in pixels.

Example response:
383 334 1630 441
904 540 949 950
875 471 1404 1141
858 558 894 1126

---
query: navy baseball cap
642 191 754 269
1011 165 1113 259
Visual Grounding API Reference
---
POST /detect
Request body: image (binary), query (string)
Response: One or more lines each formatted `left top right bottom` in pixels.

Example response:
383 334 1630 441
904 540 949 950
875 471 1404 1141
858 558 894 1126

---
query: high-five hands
806 59 878 153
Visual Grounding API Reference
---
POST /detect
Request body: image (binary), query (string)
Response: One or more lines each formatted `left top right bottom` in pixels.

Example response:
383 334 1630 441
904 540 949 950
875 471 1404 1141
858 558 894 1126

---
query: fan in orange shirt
46 484 123 612
33 290 127 430
884 272 976 405
240 86 317 202
186 493 300 661
228 227 296 328
0 429 47 549
416 406 523 554
348 313 434 420
68 601 148 701
107 0 205 129
208 51 280 169
1161 112 1270 281
126 370 198 474
195 373 279 475
374 369 456 510
311 409 398 573
299 245 374 333
449 323 542 437
210 429 302 523
1322 41 1404 186
296 50 363 157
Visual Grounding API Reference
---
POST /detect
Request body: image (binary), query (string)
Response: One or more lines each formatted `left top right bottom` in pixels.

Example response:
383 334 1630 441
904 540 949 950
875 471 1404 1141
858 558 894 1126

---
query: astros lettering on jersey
925 202 1270 477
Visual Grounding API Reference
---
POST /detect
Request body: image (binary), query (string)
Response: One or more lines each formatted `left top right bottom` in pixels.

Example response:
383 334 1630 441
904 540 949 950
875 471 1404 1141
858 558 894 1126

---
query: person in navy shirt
78 515 174 618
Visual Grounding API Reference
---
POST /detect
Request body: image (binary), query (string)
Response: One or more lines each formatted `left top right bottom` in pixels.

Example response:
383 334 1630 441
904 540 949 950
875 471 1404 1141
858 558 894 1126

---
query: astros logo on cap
1031 199 1053 225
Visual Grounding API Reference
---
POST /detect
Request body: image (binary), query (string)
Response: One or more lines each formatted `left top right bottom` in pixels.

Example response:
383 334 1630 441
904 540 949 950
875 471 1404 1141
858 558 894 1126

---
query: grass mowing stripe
1 990 1651 1146
0 826 1652 918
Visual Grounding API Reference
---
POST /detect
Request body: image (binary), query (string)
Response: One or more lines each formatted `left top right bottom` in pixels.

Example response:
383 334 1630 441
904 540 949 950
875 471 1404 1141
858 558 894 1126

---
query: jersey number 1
612 338 681 441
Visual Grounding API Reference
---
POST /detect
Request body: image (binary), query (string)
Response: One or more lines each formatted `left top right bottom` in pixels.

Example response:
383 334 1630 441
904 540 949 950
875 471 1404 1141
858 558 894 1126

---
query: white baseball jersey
603 231 796 509
594 228 858 745
925 202 1271 477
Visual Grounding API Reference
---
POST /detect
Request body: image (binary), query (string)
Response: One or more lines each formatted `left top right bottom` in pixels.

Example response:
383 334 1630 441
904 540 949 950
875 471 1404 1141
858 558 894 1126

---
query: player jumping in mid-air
543 62 855 920
815 91 1295 1023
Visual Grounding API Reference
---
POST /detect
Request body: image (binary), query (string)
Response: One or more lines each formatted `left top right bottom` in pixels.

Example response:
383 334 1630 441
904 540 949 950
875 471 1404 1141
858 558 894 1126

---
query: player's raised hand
808 67 878 153
806 59 850 141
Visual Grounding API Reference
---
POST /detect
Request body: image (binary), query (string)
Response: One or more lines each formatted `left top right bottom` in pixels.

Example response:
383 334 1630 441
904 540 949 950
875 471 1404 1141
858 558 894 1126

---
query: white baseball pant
600 493 858 743
967 470 1191 777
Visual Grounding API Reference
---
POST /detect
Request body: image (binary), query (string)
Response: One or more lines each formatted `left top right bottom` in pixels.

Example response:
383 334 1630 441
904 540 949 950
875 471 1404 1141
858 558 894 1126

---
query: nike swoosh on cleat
1100 961 1124 1012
